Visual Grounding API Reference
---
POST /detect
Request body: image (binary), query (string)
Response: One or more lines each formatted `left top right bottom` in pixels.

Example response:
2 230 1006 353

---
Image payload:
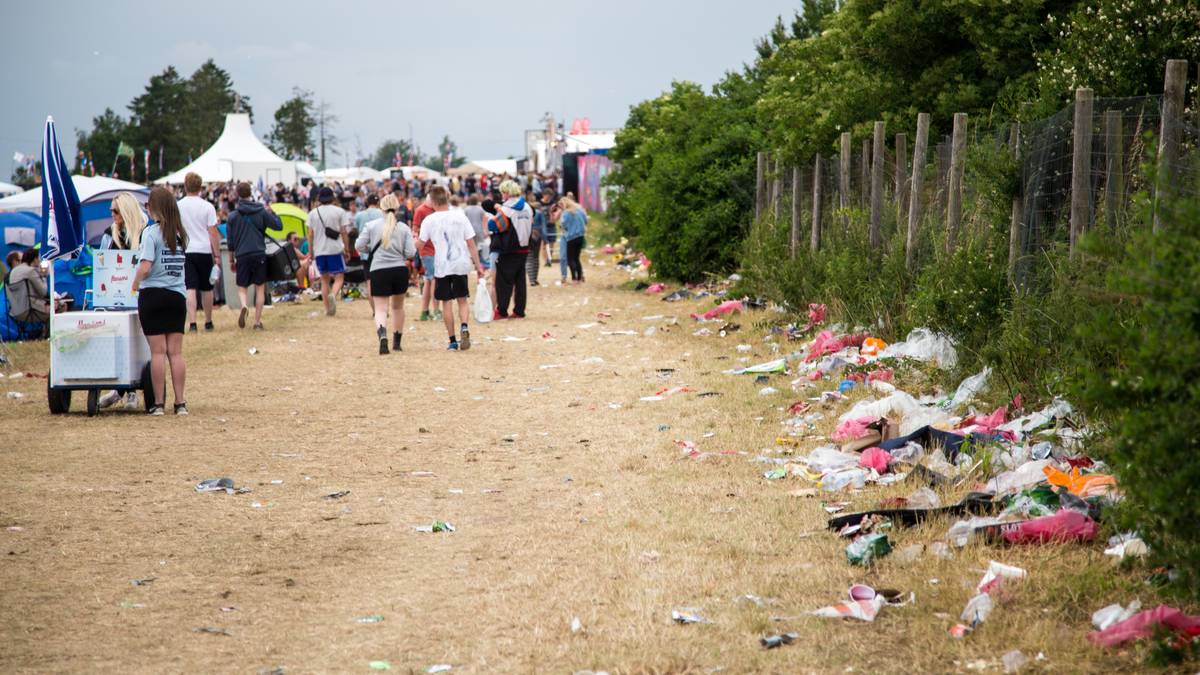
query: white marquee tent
0 175 148 213
316 166 384 183
156 113 297 186
447 159 518 177
0 181 22 197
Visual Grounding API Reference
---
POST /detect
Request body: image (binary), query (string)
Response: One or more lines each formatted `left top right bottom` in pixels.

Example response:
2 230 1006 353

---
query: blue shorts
420 255 436 280
479 243 492 270
488 251 499 268
315 254 346 276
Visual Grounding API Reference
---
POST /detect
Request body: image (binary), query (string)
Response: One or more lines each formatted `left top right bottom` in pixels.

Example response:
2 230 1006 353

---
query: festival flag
115 141 134 159
88 153 95 176
39 116 84 261
393 149 402 167
144 148 150 181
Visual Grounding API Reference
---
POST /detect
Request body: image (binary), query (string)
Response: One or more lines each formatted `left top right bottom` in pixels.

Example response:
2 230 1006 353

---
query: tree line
61 60 466 186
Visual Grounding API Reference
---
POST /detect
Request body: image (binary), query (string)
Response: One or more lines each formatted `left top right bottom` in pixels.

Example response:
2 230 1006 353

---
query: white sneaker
124 392 139 410
98 390 122 409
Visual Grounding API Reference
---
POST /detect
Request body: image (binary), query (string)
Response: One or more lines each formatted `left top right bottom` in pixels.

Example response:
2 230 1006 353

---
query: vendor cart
47 309 152 416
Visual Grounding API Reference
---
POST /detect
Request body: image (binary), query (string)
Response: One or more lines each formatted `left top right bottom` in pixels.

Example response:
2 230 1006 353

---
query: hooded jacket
227 200 278 259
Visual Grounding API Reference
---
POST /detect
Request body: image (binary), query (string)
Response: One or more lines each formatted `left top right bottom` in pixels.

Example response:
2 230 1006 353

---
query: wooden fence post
1155 59 1188 232
772 157 784 221
895 132 908 222
860 139 870 209
790 166 802 259
811 153 823 252
1069 88 1094 254
1008 121 1023 284
755 151 766 221
945 113 968 253
839 133 851 227
870 121 886 249
1104 110 1123 230
906 113 930 270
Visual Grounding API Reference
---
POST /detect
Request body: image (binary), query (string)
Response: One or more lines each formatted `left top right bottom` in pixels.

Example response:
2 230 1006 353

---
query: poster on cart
92 250 138 309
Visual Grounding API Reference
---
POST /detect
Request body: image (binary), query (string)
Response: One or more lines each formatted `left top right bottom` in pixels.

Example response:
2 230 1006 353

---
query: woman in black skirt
131 187 189 416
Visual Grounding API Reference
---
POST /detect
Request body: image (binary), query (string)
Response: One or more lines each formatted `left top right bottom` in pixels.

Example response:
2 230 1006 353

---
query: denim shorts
420 255 436 280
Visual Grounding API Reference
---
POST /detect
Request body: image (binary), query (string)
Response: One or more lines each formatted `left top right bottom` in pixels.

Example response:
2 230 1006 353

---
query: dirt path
0 248 1136 674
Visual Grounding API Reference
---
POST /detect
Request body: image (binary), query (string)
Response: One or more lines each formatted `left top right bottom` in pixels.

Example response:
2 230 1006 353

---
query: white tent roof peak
155 113 297 186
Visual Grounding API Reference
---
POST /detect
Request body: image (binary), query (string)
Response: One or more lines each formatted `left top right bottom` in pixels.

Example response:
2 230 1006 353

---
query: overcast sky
2 0 798 176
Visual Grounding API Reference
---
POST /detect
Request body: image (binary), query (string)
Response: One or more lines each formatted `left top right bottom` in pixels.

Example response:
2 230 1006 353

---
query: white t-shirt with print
420 210 476 278
179 196 218 254
308 204 351 257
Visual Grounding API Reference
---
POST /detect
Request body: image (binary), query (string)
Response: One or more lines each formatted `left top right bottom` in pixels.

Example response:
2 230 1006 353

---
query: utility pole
319 99 327 171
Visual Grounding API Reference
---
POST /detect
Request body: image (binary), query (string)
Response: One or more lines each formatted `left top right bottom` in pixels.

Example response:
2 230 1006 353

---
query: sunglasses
110 208 119 214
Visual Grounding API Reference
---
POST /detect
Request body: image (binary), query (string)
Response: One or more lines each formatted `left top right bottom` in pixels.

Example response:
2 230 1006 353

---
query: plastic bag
859 447 892 473
1092 601 1142 632
948 367 991 410
473 279 493 323
1001 509 1098 544
803 446 861 474
1088 605 1200 647
878 327 958 369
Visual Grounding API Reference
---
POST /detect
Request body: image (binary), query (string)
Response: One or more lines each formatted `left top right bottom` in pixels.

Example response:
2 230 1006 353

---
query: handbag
315 208 341 240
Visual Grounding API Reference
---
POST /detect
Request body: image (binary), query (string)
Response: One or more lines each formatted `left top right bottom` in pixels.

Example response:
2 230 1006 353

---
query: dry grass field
0 247 1187 674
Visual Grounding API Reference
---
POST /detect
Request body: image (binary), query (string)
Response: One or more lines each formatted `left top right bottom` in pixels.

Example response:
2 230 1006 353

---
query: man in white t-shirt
306 186 352 316
415 185 484 351
178 172 221 332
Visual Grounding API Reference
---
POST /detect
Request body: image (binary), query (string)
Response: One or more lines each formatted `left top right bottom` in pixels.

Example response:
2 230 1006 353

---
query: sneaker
379 337 389 355
459 327 471 351
419 310 431 321
530 281 540 287
545 261 552 267
173 403 189 416
252 323 264 331
433 309 443 320
326 303 336 317
98 390 122 409
238 307 248 329
204 321 214 332
447 341 459 351
493 310 502 321
510 313 526 319
188 323 198 333
147 406 165 416
123 392 139 410
392 332 403 352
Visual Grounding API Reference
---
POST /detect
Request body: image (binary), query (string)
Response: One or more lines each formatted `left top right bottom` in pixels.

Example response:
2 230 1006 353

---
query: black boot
392 332 403 352
377 326 389 355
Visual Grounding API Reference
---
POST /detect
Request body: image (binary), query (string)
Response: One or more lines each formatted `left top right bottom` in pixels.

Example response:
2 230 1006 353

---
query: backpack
489 207 521 254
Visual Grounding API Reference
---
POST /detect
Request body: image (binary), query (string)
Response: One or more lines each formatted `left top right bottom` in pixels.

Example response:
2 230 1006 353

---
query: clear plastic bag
473 279 493 323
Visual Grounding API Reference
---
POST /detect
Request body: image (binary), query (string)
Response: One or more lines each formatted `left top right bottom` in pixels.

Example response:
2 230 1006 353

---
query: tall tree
370 139 417 170
182 60 252 156
267 88 317 160
425 135 465 172
127 66 188 180
74 108 128 175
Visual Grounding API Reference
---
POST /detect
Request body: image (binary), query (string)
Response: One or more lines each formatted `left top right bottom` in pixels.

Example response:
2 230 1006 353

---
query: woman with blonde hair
97 192 148 411
557 195 587 283
355 192 417 354
101 192 146 251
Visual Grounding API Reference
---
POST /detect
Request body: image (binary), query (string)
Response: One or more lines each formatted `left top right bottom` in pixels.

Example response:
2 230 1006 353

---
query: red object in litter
1064 456 1095 469
787 401 811 415
1000 509 1098 545
958 405 1009 434
833 416 877 442
807 370 824 381
805 331 866 362
1088 605 1200 647
645 283 667 294
858 447 892 473
542 331 556 339
807 303 827 325
866 369 893 383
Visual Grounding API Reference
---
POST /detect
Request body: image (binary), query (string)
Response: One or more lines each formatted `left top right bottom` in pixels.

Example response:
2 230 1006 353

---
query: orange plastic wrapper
1043 465 1116 498
861 337 888 356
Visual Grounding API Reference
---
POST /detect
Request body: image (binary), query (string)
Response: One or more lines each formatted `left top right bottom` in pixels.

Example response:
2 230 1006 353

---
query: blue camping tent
1 211 40 261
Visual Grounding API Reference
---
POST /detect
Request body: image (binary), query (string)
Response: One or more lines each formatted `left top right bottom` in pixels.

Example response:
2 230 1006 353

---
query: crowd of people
2 168 589 416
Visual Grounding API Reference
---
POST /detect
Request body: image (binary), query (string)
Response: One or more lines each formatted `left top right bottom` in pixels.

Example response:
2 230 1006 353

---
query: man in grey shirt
464 193 488 260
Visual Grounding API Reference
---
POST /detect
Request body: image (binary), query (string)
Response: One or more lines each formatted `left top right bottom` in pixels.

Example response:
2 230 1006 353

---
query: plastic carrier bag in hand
473 279 493 323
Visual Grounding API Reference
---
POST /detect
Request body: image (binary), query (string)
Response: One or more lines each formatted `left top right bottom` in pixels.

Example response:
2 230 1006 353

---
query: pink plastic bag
1001 509 1098 544
859 447 892 473
807 303 827 325
690 300 744 321
805 331 865 361
866 368 894 383
645 283 667 294
833 416 877 442
1088 605 1200 647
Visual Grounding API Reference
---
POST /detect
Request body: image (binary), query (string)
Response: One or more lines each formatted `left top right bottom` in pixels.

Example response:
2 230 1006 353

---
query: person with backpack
355 193 416 354
487 180 533 319
131 187 189 416
226 182 279 330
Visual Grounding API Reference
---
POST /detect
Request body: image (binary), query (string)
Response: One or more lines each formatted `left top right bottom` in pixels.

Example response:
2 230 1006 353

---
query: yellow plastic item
1043 465 1116 498
861 337 888 357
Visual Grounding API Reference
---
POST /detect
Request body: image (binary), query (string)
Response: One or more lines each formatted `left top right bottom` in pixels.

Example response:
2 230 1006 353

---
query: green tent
268 203 307 241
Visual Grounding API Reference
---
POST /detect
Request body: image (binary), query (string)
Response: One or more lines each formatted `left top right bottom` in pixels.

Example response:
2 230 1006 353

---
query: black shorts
184 253 215 291
235 254 267 288
137 287 186 336
369 265 410 297
433 274 469 301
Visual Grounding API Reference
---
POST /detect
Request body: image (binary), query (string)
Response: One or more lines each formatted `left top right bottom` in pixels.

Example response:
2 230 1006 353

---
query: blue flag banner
39 116 83 261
